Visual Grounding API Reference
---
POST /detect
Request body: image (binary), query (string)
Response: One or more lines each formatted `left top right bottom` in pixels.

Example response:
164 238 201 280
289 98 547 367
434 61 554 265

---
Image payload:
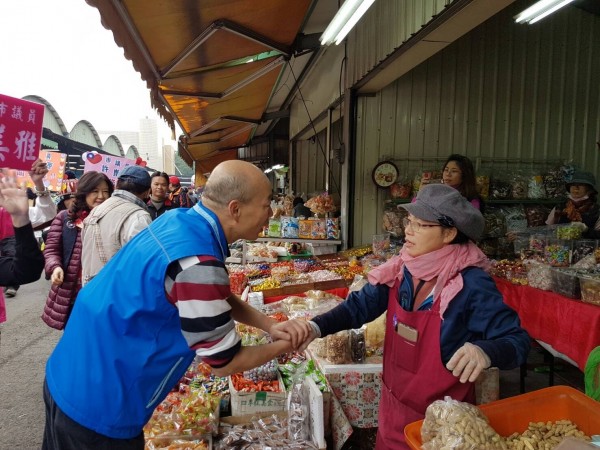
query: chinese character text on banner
0 94 44 170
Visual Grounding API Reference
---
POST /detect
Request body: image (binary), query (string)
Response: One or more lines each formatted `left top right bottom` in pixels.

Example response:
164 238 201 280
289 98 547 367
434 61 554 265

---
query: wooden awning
86 0 313 170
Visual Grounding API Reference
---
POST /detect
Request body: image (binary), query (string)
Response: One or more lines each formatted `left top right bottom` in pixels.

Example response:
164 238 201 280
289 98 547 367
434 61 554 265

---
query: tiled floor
339 341 586 449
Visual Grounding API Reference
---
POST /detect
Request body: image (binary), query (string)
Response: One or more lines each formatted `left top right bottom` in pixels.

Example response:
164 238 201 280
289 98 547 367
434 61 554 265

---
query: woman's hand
51 267 64 285
269 319 313 350
446 342 491 383
0 170 30 227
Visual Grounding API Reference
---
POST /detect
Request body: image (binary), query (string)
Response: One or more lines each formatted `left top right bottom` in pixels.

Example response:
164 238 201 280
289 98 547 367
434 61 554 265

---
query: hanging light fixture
515 0 576 25
320 0 376 46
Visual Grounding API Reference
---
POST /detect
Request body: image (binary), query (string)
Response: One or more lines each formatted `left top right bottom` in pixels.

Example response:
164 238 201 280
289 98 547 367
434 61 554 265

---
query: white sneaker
4 287 17 298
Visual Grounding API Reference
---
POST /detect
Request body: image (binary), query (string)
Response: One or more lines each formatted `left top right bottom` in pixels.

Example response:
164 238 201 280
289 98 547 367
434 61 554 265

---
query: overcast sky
0 0 173 140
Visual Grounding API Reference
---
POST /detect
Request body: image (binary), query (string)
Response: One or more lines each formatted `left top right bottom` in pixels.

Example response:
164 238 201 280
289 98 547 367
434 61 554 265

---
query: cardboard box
304 377 326 449
229 373 287 416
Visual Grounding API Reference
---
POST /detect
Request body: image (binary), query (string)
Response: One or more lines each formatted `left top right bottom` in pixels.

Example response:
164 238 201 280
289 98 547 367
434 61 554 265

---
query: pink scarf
367 243 490 318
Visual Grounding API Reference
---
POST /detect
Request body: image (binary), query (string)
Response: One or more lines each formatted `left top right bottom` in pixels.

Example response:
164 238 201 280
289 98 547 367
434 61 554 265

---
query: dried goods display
421 398 591 450
390 181 412 199
327 330 350 364
216 414 318 450
305 192 337 215
350 327 366 363
144 390 220 438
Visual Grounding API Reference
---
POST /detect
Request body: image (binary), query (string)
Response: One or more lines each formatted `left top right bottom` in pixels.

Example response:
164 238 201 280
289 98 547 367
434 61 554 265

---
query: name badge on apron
396 322 418 342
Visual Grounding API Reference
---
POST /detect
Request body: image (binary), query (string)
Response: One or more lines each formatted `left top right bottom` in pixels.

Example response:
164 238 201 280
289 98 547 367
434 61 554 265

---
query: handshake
268 319 320 353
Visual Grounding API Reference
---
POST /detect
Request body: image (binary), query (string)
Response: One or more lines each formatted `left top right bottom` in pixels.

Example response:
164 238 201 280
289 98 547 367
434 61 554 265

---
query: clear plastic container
513 233 531 258
525 261 552 291
544 238 572 267
572 239 597 264
550 268 581 299
529 233 547 260
556 224 583 240
579 275 600 305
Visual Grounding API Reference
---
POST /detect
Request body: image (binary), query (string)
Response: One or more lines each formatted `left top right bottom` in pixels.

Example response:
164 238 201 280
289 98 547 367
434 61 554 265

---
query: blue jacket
313 266 530 369
45 203 229 439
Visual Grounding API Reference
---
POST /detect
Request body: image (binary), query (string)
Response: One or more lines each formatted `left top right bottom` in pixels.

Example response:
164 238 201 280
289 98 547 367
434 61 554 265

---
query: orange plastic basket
405 386 600 449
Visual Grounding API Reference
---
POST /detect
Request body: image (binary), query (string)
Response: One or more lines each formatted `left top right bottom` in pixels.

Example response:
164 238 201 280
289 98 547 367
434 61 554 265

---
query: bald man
42 161 312 450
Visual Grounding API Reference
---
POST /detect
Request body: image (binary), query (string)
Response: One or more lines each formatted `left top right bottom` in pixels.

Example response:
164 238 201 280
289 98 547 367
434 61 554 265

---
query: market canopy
86 0 315 171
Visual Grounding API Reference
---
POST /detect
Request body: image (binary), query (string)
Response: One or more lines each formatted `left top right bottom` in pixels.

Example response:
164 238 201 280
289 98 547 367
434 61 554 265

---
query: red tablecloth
494 277 600 370
264 287 349 304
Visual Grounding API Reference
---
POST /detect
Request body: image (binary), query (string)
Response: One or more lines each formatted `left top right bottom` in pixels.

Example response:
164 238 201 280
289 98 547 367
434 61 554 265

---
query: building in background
139 117 160 168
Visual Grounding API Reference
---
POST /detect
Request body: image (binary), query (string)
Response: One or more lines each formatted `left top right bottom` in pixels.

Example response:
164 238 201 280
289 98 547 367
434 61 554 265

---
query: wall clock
372 161 398 188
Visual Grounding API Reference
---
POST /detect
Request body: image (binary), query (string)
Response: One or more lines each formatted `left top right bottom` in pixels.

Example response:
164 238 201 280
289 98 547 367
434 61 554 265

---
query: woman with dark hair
41 171 113 330
441 154 482 211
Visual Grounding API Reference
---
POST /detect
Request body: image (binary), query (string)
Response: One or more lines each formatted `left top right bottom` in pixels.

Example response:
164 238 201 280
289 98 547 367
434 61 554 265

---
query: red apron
375 279 475 449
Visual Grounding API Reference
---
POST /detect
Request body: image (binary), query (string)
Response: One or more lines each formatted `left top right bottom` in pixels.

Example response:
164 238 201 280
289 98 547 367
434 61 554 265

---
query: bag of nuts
327 330 350 364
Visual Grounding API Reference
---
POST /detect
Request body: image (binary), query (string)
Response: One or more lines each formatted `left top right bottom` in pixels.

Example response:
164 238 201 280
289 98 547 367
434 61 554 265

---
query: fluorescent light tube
515 0 575 24
320 0 376 46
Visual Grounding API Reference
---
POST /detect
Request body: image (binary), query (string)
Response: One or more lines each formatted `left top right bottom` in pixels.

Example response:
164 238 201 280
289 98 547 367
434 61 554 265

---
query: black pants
42 379 144 450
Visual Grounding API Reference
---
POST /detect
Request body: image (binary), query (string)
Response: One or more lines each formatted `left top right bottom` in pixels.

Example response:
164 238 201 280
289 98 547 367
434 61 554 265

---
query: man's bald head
203 160 270 207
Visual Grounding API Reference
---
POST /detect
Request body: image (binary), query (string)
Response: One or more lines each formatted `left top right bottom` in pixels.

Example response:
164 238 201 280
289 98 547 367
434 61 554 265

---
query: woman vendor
305 184 530 449
546 170 600 238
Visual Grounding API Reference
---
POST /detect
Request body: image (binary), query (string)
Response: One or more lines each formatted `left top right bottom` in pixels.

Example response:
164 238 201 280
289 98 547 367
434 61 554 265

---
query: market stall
495 277 600 371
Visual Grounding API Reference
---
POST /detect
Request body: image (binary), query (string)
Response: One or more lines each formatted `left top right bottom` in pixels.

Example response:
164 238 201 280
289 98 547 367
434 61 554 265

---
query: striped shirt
165 255 241 368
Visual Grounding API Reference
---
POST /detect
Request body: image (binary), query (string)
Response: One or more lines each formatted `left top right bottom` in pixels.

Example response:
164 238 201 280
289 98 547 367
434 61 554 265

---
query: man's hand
269 319 313 350
0 170 30 227
446 342 491 383
29 159 49 190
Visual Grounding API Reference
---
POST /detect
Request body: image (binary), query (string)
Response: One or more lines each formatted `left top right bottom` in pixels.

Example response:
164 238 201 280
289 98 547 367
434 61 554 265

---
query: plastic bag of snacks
383 206 405 236
509 171 528 199
421 397 506 450
489 172 511 199
287 379 310 441
527 172 546 199
476 174 490 200
349 326 366 363
390 179 412 199
327 331 350 364
524 205 550 227
482 208 506 238
543 165 567 198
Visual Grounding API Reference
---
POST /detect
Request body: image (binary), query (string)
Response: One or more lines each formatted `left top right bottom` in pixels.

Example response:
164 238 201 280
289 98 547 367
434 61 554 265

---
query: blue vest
45 203 229 439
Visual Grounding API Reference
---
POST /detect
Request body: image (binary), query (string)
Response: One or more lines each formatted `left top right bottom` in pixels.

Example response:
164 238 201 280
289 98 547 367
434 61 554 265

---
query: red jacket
42 211 83 330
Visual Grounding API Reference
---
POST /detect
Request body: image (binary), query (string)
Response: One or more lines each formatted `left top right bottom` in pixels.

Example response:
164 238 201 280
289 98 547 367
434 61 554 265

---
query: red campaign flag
0 94 45 170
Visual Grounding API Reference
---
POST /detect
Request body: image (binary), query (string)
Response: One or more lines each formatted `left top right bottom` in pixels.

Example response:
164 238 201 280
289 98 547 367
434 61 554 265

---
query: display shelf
385 198 563 205
256 237 342 245
486 199 563 205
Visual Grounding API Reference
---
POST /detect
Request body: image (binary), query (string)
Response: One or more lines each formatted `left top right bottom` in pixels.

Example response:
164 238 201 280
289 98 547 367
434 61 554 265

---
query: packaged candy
281 216 299 238
326 217 340 240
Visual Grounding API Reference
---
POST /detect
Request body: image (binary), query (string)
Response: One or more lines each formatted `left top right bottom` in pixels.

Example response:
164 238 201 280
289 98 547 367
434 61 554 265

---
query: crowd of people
3 153 578 449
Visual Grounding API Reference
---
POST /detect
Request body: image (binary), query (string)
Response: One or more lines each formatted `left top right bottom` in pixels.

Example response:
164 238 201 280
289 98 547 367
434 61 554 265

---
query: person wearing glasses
303 184 529 449
441 153 482 211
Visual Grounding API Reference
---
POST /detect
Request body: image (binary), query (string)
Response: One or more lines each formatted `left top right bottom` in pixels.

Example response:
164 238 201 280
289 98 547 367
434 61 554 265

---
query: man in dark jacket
147 172 174 220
